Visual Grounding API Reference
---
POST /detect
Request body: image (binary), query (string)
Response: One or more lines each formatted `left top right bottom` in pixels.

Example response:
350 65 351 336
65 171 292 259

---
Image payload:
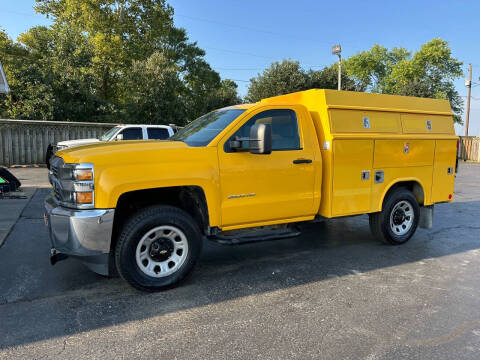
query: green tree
246 60 357 102
34 0 237 122
211 79 241 109
307 65 357 91
123 52 185 124
343 45 410 92
345 39 463 122
1 2 239 123
246 60 308 102
0 28 55 120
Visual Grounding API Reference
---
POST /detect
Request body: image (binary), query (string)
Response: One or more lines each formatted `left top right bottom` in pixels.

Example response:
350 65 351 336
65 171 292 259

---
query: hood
56 140 194 165
57 138 100 147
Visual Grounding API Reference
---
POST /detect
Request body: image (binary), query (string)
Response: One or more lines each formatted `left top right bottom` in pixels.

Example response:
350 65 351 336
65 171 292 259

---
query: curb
9 164 47 169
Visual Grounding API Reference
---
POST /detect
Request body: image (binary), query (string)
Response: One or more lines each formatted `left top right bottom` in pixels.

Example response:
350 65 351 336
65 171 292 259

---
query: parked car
44 89 458 291
46 124 176 168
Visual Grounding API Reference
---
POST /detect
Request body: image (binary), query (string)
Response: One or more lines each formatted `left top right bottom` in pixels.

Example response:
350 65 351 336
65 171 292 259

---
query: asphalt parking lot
1 163 479 359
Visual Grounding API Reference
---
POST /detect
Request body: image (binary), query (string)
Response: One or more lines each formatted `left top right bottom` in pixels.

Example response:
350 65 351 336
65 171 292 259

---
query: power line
461 96 480 101
225 78 250 83
175 13 338 45
1 9 46 19
216 67 262 71
203 46 277 60
216 64 326 71
204 46 329 69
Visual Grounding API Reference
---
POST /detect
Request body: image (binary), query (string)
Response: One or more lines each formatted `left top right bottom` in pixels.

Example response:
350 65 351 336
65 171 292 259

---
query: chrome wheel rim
135 225 189 278
389 200 414 236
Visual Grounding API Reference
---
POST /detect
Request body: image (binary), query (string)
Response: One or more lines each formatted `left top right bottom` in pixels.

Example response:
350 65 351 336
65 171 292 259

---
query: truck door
218 106 318 227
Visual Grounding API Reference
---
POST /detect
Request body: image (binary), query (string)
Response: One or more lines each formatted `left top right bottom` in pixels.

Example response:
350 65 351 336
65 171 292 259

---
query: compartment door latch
374 170 384 184
361 170 370 181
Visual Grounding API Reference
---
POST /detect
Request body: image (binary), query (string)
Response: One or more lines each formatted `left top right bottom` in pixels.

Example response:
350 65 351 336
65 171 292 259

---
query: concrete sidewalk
0 188 36 247
0 168 49 247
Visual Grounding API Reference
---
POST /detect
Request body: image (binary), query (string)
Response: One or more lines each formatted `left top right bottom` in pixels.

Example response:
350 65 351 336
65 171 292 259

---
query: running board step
207 228 301 245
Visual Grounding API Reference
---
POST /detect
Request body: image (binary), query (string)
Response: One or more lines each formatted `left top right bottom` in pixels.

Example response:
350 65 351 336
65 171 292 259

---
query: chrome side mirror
115 134 123 141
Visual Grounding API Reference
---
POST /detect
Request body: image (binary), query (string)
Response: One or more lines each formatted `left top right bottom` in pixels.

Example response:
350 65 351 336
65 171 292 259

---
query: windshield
99 126 121 141
170 109 246 147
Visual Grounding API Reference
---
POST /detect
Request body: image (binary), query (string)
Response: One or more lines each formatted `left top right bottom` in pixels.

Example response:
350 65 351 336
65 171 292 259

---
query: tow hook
50 248 68 265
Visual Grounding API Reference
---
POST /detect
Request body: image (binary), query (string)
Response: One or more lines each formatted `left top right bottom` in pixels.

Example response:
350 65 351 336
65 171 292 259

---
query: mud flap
419 205 434 229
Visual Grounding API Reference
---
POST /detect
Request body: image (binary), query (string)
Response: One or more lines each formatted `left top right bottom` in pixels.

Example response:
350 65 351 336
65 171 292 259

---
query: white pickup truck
46 124 176 168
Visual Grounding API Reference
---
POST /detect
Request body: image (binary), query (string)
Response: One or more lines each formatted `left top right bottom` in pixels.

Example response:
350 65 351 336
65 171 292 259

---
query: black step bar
207 227 301 245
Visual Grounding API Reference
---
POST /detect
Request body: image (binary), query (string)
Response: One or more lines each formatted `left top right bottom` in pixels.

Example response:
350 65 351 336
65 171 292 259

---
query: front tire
369 188 420 245
115 205 202 291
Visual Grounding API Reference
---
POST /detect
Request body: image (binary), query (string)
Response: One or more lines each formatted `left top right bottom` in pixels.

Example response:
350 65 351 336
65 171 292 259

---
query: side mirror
115 134 123 141
249 123 272 154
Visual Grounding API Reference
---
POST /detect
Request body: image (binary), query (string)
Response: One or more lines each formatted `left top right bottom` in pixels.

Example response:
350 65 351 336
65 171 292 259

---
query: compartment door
431 140 457 203
332 140 373 216
401 113 454 134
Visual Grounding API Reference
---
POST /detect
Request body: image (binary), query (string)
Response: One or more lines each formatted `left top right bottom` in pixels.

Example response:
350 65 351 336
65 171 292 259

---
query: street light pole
465 64 472 137
337 54 342 91
332 44 342 91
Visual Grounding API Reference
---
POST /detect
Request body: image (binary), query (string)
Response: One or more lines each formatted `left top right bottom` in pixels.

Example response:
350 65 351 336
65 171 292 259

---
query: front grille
49 157 64 202
51 165 59 179
53 184 62 201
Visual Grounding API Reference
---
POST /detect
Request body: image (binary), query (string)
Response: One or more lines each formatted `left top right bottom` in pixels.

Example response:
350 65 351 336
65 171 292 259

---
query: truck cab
44 90 457 291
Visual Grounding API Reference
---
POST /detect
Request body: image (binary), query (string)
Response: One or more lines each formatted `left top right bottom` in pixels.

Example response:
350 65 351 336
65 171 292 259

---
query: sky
1 0 480 136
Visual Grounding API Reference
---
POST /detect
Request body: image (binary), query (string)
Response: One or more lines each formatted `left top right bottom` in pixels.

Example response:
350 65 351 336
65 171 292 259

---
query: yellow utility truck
45 89 458 291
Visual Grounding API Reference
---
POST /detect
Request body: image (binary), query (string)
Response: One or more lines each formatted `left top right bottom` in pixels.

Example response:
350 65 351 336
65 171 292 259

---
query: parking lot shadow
1 185 479 350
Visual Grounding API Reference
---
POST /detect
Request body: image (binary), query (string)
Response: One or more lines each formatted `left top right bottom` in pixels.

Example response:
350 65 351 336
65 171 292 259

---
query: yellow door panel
329 109 401 133
219 150 316 226
218 105 318 227
332 140 373 216
431 140 456 203
374 140 435 168
401 113 454 134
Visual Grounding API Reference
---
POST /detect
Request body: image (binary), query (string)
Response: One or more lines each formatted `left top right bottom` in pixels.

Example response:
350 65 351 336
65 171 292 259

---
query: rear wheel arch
380 180 425 211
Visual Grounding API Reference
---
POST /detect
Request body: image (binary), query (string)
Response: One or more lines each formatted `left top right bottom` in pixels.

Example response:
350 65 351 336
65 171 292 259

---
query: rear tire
115 205 202 291
369 188 420 245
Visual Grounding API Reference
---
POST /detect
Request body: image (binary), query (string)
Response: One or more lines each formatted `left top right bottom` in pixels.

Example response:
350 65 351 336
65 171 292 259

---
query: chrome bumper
44 195 115 275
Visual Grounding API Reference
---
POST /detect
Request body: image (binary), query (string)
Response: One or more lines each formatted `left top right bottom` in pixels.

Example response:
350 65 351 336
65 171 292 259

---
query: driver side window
228 109 300 151
119 127 143 140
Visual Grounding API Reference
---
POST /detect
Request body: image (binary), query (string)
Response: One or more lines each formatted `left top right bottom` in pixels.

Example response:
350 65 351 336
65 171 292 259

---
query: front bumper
44 195 115 275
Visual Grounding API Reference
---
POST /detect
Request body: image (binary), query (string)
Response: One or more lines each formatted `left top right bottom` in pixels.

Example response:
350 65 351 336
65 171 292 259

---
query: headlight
50 161 95 209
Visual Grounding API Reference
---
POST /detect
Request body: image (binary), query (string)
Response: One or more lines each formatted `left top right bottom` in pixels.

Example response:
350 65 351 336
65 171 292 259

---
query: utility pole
465 64 472 137
332 45 342 91
0 59 10 94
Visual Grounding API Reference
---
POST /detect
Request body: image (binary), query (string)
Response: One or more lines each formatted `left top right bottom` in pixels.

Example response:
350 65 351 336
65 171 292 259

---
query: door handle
293 159 312 164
